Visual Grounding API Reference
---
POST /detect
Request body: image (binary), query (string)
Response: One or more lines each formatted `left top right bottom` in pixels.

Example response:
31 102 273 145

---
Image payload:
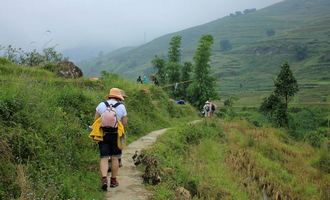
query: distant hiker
210 101 217 117
143 75 149 84
151 75 159 86
137 76 143 84
154 77 159 86
94 88 128 191
203 101 211 117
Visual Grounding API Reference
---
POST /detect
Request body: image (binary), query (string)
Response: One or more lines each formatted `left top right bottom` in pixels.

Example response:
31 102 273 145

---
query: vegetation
152 35 218 108
145 119 330 200
220 39 232 51
0 45 64 66
260 62 298 127
0 61 197 199
188 35 218 108
79 0 330 108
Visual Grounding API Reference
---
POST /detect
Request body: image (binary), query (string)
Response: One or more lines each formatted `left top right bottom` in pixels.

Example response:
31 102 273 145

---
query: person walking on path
210 101 217 117
203 101 211 117
136 76 143 84
94 88 128 191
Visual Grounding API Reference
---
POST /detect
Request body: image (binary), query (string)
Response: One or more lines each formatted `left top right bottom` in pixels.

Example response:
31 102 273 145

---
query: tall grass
0 63 198 199
146 119 329 199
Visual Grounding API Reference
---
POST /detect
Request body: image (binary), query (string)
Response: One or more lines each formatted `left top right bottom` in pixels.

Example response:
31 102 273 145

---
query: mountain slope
80 0 330 104
0 59 197 199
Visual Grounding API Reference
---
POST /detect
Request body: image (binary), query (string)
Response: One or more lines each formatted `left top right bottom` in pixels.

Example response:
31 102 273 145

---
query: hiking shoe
101 177 108 191
110 177 119 188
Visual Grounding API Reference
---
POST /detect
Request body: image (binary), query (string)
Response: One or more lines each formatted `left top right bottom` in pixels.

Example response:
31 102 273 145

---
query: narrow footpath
104 128 169 200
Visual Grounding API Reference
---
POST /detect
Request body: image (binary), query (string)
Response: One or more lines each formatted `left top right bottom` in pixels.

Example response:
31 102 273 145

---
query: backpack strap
104 101 111 108
104 101 122 108
112 102 122 108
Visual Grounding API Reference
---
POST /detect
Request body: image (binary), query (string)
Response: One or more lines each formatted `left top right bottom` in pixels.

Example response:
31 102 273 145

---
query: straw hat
205 101 210 104
106 88 124 100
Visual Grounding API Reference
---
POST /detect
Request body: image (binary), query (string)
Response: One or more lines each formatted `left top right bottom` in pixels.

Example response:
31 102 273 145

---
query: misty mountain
61 45 115 63
80 0 330 101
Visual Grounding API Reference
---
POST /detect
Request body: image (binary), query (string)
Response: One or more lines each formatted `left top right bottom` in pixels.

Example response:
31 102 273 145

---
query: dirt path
104 128 168 200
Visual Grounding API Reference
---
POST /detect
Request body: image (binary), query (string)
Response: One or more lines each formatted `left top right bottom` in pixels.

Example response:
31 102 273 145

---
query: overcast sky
0 0 282 51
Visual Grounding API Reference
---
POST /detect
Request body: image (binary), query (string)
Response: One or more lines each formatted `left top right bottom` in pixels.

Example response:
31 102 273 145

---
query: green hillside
0 59 197 199
80 0 330 106
145 119 330 199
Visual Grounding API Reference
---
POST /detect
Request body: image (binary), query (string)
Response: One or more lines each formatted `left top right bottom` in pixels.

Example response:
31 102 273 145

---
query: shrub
0 98 24 124
304 130 326 148
289 108 327 139
0 57 12 65
315 142 330 173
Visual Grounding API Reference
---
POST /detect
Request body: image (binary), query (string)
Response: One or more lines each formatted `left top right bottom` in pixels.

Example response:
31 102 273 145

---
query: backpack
205 104 210 112
101 101 121 128
211 104 216 111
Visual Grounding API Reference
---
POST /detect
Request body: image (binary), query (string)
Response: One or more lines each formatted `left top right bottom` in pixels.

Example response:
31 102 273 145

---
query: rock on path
104 128 168 200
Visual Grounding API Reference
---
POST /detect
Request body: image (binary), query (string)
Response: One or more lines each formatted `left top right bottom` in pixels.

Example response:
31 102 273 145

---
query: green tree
260 62 299 127
166 36 182 97
43 47 63 63
274 62 299 109
177 61 192 99
168 35 181 63
22 49 44 66
151 55 166 85
188 35 218 108
260 93 287 127
166 36 182 84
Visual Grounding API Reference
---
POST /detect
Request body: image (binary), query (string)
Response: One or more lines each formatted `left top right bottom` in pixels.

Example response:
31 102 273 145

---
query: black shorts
98 127 122 158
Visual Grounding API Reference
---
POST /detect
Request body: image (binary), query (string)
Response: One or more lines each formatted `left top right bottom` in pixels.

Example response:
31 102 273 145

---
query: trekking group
203 100 217 117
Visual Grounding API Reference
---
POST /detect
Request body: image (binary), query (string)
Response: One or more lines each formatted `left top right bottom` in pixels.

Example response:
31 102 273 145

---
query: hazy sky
0 0 282 51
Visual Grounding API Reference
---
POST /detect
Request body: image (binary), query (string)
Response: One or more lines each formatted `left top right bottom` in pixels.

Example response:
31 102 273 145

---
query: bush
315 142 330 173
0 57 12 65
289 108 327 139
304 130 326 148
0 98 25 125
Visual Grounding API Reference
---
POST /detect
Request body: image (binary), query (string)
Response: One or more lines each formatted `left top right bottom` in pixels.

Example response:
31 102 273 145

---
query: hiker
210 101 217 117
203 101 211 117
107 89 127 172
137 76 143 84
94 88 128 191
143 75 149 84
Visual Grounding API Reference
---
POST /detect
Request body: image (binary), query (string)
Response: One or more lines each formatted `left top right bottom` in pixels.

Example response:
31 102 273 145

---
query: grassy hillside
0 59 197 199
80 0 330 106
145 119 330 200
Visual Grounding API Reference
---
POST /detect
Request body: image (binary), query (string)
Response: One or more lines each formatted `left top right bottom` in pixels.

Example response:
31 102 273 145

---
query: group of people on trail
203 100 217 117
137 75 159 85
90 87 128 191
136 75 149 84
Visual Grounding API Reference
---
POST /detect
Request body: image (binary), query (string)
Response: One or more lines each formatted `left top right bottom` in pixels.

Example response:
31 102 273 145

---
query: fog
0 0 282 52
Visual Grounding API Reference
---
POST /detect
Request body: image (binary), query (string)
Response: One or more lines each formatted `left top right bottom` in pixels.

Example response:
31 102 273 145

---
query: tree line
0 45 64 66
151 35 218 109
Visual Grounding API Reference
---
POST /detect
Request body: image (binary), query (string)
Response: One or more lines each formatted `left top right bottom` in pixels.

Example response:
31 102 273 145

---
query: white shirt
96 99 127 120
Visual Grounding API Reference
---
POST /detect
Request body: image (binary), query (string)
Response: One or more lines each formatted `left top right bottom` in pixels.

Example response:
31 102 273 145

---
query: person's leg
111 156 119 177
99 140 111 191
100 157 109 177
110 156 120 187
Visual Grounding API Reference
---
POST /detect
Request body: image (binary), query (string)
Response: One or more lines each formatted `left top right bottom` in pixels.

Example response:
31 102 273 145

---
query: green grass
0 62 198 199
145 119 329 199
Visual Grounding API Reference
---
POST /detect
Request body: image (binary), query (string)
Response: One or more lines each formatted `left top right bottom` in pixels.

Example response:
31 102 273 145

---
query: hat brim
108 94 124 101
